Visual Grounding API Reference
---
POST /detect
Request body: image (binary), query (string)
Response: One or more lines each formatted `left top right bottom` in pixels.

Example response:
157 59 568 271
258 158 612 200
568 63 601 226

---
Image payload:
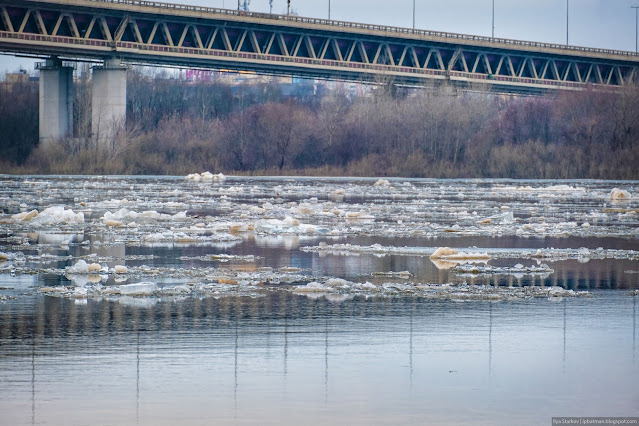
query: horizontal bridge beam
1 0 638 92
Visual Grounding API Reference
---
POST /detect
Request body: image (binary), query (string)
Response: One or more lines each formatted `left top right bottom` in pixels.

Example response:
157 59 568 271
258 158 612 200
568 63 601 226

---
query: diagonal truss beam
0 1 637 91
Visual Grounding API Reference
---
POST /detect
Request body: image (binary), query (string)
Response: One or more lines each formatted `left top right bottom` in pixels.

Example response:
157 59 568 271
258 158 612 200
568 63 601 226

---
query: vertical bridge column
92 59 127 143
38 57 73 144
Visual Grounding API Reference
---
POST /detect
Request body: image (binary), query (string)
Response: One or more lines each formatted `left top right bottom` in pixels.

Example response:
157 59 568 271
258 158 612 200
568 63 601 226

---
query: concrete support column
38 57 73 144
92 59 127 143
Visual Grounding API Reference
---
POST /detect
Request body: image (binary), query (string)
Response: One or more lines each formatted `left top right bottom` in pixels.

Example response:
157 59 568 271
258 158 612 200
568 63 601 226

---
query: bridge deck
1 0 637 92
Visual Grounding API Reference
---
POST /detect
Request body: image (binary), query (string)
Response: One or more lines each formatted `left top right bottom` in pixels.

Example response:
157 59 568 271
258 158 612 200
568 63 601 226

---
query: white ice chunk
26 206 83 225
430 247 490 260
283 216 300 226
159 285 192 295
610 188 631 201
119 282 158 296
294 282 329 293
11 209 38 222
494 185 585 192
66 260 89 274
187 172 226 182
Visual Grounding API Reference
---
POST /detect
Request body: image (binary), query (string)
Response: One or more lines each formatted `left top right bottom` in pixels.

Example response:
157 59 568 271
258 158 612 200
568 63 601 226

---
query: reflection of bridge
1 0 639 141
1 292 635 423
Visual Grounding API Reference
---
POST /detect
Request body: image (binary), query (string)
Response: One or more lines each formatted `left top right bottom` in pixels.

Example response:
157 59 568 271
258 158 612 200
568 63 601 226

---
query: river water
0 175 638 425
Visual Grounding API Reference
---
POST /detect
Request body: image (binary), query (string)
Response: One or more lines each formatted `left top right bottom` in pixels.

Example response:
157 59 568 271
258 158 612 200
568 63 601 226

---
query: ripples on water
0 176 638 425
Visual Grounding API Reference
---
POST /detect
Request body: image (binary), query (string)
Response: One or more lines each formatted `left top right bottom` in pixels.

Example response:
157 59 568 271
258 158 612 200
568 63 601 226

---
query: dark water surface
1 293 637 425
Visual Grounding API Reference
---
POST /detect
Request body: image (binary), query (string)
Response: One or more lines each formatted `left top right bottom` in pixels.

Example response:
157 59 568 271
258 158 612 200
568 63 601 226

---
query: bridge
1 0 639 142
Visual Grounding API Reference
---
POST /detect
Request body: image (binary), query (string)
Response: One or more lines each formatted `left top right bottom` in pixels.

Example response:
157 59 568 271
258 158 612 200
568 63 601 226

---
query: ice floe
254 218 329 235
374 179 391 187
186 172 227 182
453 263 553 277
430 247 491 260
38 277 593 302
289 279 591 301
10 206 84 225
2 176 638 301
301 243 639 262
11 209 39 222
493 184 586 193
610 188 631 201
103 208 187 223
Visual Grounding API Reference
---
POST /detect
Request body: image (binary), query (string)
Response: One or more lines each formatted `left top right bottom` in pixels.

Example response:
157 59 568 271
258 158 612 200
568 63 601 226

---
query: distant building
5 70 30 84
1 70 37 94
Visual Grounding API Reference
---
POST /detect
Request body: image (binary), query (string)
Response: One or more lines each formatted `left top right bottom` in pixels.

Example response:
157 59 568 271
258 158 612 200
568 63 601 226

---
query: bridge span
1 0 638 141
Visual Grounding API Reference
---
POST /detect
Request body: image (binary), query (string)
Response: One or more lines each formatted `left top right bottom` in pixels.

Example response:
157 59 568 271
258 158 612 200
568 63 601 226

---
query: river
1 175 638 425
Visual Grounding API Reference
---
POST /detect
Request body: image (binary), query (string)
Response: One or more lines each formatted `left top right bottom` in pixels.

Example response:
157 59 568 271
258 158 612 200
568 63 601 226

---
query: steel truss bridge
1 0 638 93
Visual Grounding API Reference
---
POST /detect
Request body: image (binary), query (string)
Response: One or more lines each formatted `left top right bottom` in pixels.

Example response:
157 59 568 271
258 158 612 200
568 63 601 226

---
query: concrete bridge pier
38 57 73 144
92 59 127 143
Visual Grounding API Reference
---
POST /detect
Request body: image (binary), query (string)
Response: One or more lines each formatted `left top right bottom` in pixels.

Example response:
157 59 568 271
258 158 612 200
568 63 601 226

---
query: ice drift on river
430 247 490 260
186 172 226 182
11 206 84 225
610 188 631 201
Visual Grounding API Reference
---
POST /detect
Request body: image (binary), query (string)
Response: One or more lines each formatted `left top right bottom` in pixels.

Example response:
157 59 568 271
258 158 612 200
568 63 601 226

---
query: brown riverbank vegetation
1 68 638 179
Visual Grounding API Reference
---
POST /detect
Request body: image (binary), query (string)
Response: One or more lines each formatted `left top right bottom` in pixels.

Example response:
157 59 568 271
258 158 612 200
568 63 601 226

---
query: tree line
1 68 638 179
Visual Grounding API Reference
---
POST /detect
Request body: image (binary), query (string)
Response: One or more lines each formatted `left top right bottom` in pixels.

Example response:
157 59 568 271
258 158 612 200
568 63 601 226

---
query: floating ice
118 282 158 296
431 258 489 270
11 209 38 222
3 176 638 302
294 282 329 293
480 211 515 225
103 208 187 223
430 247 457 259
283 216 300 226
373 271 412 279
430 247 490 260
494 185 585 193
66 260 90 274
158 284 192 295
301 243 639 262
289 279 592 301
140 230 241 244
453 263 553 276
186 172 226 182
14 206 84 226
254 218 327 235
344 211 374 221
374 179 391 187
610 188 631 201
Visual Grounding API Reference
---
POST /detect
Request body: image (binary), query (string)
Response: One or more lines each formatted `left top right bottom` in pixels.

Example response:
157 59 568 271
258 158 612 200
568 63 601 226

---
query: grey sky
1 0 638 72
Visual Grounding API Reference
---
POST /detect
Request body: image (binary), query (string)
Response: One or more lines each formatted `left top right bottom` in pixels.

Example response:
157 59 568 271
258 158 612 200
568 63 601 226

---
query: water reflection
2 292 637 425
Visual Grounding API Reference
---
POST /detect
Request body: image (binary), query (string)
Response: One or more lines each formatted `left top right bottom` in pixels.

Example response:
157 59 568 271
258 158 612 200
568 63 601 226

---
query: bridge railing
0 29 590 90
83 0 639 59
